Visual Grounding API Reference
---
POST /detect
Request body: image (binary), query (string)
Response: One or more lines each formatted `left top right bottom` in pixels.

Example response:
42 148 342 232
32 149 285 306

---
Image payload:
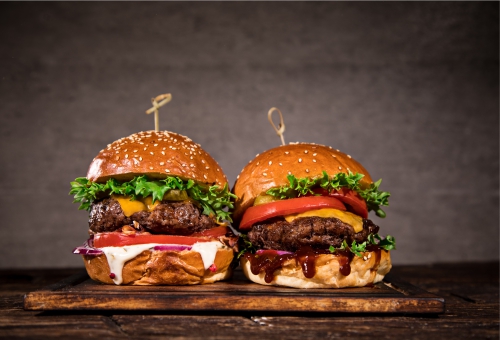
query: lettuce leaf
69 175 236 222
266 171 390 217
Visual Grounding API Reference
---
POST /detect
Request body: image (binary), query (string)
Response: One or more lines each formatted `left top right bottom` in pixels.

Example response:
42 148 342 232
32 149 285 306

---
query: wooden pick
268 107 286 146
145 93 172 132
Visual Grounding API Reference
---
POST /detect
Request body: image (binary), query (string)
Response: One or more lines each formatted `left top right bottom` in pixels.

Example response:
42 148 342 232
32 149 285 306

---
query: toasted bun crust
241 250 391 288
83 247 234 285
87 130 227 187
232 143 373 222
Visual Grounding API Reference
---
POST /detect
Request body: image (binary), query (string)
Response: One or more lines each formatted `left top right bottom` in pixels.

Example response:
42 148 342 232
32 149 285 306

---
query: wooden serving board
24 269 444 313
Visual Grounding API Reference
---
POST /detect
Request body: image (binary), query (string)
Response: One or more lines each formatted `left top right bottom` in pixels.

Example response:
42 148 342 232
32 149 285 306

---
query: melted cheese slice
284 208 364 233
112 195 160 217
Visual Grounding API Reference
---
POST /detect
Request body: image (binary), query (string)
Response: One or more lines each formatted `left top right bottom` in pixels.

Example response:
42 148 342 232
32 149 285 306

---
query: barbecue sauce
244 245 382 283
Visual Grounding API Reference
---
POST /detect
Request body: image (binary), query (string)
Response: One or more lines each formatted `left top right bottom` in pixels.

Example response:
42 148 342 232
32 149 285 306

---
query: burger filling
89 197 218 235
247 216 380 252
238 171 395 282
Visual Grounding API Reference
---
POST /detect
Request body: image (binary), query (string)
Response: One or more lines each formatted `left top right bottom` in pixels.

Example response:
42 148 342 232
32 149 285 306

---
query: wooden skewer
268 107 286 146
145 93 172 132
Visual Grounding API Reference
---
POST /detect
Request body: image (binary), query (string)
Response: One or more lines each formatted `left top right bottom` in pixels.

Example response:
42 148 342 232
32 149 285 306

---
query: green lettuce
266 171 390 218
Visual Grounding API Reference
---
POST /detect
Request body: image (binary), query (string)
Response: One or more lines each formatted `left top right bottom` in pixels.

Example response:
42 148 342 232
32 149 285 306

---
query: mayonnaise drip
99 241 223 285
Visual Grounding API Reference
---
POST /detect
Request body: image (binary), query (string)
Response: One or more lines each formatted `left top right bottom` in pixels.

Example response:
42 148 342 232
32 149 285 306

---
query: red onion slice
153 245 192 251
73 237 193 255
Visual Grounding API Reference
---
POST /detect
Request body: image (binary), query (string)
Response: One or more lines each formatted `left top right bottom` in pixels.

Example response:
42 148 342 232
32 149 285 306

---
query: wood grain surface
1 263 498 339
23 269 444 313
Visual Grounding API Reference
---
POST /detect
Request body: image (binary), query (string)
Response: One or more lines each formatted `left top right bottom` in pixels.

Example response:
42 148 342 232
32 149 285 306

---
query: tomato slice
93 233 213 248
191 226 229 238
239 196 346 231
312 188 368 218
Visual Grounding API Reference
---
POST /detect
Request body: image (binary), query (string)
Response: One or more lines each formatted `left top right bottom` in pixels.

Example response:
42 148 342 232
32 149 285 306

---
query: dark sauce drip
244 245 383 283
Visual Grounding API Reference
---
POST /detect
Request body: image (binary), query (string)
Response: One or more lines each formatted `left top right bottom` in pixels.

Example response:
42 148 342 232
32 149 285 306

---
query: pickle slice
163 190 189 201
253 194 279 206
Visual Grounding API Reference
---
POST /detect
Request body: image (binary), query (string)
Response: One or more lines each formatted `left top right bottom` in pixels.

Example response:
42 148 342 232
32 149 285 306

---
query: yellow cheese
111 195 159 217
284 208 364 233
143 196 160 211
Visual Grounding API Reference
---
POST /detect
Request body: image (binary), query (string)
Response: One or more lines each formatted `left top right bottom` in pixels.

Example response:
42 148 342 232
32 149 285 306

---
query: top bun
87 130 227 187
232 143 373 222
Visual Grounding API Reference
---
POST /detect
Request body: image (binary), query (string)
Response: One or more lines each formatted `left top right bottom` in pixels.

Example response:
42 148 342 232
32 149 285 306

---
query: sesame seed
205 166 209 170
306 169 309 173
347 155 351 158
313 153 317 156
165 169 170 173
139 157 142 161
154 144 158 146
304 150 308 154
203 174 207 179
182 164 186 167
115 156 120 160
288 171 292 175
336 149 340 152
338 166 342 170
149 167 153 170
124 149 127 152
125 154 128 159
257 162 260 165
298 158 302 163
150 152 154 155
133 150 138 153
190 156 193 159
190 164 194 168
115 151 119 154
332 154 336 158
217 169 220 172
172 147 176 150
263 173 267 176
313 159 316 162
161 151 165 155
269 161 272 165
285 152 289 155
201 160 205 164
160 162 164 166
279 163 282 166
144 147 147 151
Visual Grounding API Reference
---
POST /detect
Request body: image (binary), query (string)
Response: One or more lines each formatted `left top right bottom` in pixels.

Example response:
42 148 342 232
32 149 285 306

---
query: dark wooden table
0 262 498 339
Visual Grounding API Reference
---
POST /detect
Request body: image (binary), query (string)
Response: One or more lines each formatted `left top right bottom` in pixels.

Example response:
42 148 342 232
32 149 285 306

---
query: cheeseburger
233 143 395 288
70 130 237 285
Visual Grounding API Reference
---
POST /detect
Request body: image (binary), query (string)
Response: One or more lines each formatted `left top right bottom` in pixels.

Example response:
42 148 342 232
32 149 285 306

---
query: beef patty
247 216 379 252
89 198 217 235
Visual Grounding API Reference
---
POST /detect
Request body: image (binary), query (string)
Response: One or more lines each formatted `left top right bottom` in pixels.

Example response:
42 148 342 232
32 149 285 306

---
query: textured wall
0 2 498 268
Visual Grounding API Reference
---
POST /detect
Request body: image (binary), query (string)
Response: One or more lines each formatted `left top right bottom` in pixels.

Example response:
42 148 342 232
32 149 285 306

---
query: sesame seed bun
87 130 227 187
232 143 373 222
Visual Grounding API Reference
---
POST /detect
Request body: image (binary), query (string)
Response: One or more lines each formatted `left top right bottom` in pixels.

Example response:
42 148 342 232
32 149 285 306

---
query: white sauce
192 242 223 270
99 241 223 285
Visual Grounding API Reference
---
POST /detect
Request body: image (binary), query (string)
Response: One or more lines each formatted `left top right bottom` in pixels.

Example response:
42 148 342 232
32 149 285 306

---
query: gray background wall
0 2 498 268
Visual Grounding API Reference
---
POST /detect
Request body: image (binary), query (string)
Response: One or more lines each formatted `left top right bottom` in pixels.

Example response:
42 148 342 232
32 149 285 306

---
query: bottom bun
83 247 234 285
241 250 391 288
